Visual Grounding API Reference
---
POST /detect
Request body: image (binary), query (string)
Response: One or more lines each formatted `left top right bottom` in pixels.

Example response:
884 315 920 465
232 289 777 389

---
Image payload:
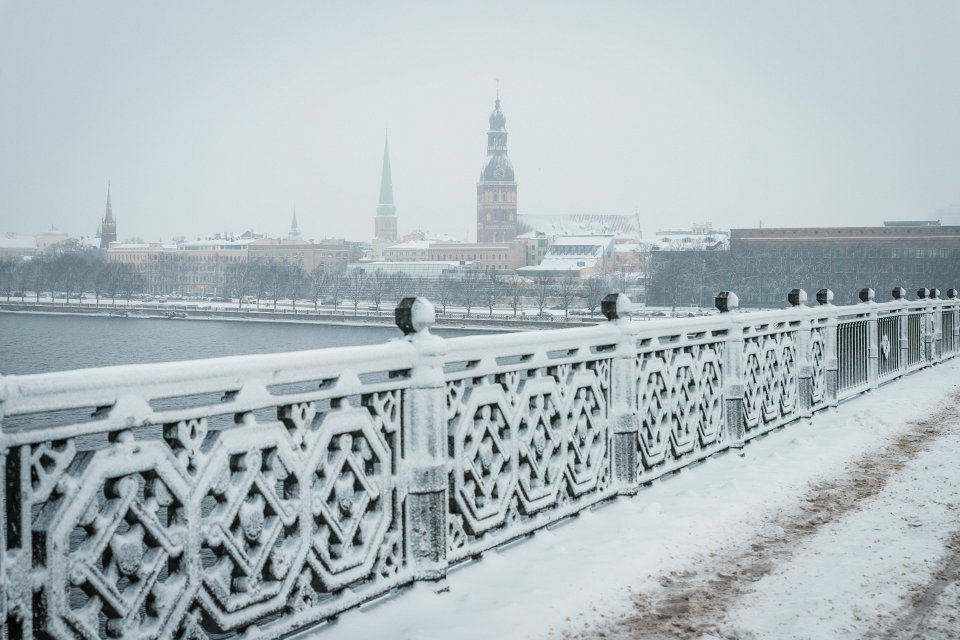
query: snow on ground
300 358 960 640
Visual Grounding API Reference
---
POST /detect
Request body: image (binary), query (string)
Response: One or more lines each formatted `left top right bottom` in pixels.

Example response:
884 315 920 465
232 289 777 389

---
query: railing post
929 288 942 362
917 288 933 364
395 297 448 581
817 289 840 408
893 287 909 373
716 291 745 446
950 289 960 355
602 293 640 495
859 287 879 389
789 289 813 420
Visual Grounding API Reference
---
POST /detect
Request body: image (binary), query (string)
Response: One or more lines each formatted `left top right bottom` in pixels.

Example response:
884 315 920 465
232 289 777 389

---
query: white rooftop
0 233 37 249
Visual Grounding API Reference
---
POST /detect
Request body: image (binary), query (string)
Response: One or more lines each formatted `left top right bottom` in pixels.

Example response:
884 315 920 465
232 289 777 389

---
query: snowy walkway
302 359 960 640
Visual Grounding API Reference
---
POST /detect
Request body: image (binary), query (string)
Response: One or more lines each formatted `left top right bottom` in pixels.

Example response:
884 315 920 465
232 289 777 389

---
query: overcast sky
1 0 957 243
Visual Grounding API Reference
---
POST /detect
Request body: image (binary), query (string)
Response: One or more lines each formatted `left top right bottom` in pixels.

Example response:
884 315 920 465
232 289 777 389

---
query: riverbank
0 300 600 332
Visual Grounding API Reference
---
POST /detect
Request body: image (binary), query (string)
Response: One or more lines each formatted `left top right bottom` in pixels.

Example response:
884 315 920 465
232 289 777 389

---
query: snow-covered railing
0 286 958 639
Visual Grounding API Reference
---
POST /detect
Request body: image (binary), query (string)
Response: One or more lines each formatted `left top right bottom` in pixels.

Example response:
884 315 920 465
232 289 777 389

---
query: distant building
477 94 518 242
517 235 615 279
518 213 641 239
428 242 524 271
100 184 117 249
35 226 69 250
0 233 37 260
374 134 398 244
884 220 940 227
647 223 960 307
931 205 960 226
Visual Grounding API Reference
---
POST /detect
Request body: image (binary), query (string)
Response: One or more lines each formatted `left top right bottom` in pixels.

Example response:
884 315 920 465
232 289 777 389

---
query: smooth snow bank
300 358 960 640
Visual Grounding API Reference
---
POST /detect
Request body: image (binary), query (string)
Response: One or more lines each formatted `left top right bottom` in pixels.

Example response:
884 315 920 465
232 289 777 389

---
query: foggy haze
0 0 957 242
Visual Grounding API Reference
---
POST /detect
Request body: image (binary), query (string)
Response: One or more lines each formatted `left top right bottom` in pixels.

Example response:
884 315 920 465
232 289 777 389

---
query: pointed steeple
100 181 117 249
377 133 395 217
288 208 302 240
104 182 114 222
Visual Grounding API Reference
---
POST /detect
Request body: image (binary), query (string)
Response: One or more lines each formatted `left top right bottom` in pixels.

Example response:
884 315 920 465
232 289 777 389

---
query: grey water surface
0 313 487 376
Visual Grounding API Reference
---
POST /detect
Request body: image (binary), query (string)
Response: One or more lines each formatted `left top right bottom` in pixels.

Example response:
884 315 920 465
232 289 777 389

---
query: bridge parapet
1 287 958 638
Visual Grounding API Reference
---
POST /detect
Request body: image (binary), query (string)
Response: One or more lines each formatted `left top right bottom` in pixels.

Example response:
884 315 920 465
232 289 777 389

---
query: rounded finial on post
816 288 834 305
395 297 436 335
715 291 739 313
788 288 808 307
858 287 875 303
601 293 631 321
947 288 958 299
892 287 907 300
929 288 940 299
917 287 931 300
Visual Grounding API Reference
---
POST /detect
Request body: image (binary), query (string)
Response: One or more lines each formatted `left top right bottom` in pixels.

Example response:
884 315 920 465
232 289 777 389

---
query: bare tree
459 270 481 315
310 266 328 312
482 272 500 317
584 274 608 316
533 275 552 316
436 274 453 313
288 262 306 312
347 268 367 313
227 261 255 310
328 268 345 311
555 277 580 318
370 268 389 311
504 275 526 317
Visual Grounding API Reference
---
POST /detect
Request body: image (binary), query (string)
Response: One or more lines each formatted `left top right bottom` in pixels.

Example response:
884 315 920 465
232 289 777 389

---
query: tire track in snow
564 389 960 640
876 529 960 640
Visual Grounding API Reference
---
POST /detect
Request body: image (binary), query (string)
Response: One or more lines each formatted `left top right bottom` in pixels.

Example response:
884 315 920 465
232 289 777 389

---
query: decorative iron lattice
838 320 869 393
810 327 827 408
877 314 902 381
742 331 799 435
3 292 958 639
635 342 725 480
907 312 925 368
943 310 958 355
445 359 613 562
2 376 407 639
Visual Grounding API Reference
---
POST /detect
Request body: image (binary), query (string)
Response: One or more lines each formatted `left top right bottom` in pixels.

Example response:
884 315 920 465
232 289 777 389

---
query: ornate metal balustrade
1 286 958 639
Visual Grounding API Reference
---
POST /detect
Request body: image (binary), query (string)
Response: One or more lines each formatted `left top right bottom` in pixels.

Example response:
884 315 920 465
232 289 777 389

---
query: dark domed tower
374 134 398 243
477 95 517 242
100 183 117 249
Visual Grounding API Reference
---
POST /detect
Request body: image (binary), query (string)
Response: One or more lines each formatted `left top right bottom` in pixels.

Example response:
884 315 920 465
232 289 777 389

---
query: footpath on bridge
310 357 960 640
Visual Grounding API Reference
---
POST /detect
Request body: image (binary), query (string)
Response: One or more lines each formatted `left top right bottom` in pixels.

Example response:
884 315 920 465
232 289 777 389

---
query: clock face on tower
494 167 505 180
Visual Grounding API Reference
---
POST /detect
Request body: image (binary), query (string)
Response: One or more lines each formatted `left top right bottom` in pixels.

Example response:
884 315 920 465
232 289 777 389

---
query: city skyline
1 1 958 242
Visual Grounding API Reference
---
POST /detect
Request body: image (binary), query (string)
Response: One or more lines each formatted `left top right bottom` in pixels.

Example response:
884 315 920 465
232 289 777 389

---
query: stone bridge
1 286 957 639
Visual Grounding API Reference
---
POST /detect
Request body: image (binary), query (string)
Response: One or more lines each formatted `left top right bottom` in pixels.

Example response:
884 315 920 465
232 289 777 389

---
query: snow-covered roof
517 255 599 273
518 214 641 238
0 233 37 249
384 241 432 251
179 239 257 250
550 235 614 247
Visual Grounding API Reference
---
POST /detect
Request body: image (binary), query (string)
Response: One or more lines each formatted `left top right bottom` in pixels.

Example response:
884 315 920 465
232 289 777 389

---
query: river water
0 312 488 376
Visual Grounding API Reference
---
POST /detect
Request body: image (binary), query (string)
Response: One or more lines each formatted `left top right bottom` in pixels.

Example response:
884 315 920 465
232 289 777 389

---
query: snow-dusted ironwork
1 286 958 639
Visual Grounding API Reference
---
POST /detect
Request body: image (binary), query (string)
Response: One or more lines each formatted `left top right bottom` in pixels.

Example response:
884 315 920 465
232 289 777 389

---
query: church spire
288 208 302 240
377 133 395 216
100 181 117 249
104 182 114 222
374 132 398 243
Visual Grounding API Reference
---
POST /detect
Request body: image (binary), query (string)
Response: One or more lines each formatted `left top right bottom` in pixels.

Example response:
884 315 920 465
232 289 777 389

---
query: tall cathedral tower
100 183 117 249
477 94 517 242
374 134 398 242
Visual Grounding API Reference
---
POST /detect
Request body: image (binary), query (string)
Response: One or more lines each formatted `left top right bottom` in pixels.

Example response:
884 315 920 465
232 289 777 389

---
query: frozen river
0 312 487 375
